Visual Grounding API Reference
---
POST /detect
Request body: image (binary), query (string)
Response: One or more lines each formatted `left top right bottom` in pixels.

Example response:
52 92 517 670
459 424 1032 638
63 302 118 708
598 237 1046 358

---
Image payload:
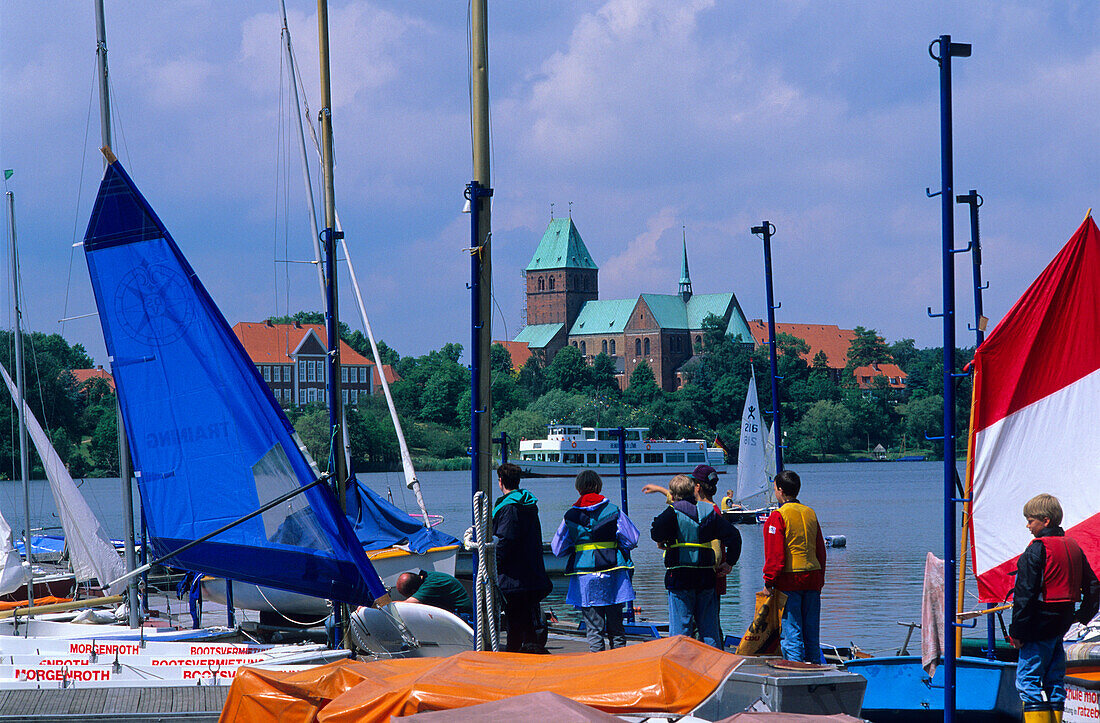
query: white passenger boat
517 425 726 478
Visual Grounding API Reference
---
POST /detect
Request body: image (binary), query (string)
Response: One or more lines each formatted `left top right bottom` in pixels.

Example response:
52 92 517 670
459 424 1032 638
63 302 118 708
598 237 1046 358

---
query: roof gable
747 320 856 369
232 322 373 366
638 294 689 329
493 340 533 370
525 218 598 272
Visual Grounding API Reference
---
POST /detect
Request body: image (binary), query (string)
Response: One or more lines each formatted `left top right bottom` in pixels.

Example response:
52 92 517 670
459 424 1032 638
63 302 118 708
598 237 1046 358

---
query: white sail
0 365 125 594
764 421 777 481
0 509 27 596
735 369 770 504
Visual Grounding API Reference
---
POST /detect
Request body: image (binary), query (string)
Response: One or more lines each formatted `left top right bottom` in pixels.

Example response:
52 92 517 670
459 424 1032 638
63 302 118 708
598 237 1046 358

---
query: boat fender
571 441 576 448
646 443 651 450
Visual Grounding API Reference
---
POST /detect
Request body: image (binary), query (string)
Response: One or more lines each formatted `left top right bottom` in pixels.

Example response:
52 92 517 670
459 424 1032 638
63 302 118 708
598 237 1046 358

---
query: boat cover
389 691 621 721
347 479 457 553
82 159 386 605
968 215 1100 602
219 636 742 722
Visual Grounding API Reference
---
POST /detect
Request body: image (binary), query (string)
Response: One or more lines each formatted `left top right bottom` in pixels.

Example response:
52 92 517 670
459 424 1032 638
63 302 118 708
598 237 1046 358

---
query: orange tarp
0 596 72 611
220 636 743 723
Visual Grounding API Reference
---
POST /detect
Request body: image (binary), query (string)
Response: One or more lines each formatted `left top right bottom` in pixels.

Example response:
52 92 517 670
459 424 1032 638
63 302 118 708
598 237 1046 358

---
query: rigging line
274 38 288 322
62 65 99 341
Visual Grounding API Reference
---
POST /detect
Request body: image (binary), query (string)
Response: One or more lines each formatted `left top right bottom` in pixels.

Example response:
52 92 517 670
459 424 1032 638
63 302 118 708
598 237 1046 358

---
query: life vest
564 501 632 575
777 502 822 574
663 503 717 571
1038 535 1084 603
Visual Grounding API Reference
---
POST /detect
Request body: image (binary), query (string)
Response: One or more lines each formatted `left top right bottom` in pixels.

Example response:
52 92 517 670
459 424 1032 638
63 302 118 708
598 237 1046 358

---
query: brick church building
510 218 752 392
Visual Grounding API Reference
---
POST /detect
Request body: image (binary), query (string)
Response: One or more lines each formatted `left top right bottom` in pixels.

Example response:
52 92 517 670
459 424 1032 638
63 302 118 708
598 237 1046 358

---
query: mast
930 33 971 723
468 0 494 652
751 221 783 474
280 4 431 526
94 0 140 629
6 191 32 609
316 0 350 645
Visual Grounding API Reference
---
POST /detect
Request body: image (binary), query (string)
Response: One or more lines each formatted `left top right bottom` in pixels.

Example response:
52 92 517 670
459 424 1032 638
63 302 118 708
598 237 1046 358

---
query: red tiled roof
372 364 401 386
494 340 533 372
71 368 115 391
852 362 908 389
232 322 373 367
748 320 856 369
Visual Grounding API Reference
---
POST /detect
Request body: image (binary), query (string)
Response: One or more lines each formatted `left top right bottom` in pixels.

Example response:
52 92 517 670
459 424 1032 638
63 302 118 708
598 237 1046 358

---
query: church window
580 341 586 355
635 338 641 356
610 340 615 355
644 338 650 355
538 276 544 291
602 340 607 354
549 276 555 290
695 335 702 350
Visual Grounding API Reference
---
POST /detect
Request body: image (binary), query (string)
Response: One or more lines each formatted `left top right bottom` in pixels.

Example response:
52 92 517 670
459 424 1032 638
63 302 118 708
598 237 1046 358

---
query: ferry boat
517 425 726 478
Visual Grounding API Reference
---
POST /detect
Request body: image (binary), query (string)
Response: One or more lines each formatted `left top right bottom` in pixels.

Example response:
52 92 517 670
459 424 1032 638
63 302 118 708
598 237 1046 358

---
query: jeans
668 588 721 649
780 589 822 663
1016 636 1066 705
581 604 626 652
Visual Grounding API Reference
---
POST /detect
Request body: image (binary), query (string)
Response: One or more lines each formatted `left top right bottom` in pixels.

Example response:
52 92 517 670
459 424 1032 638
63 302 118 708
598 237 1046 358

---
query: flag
3 170 11 180
968 215 1100 602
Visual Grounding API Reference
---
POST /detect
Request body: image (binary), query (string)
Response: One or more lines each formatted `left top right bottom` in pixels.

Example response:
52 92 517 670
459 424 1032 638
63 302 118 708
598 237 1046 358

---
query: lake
0 461 977 655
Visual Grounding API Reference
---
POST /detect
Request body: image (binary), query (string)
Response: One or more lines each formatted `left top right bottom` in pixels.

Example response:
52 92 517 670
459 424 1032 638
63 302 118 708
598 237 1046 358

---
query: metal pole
7 192 33 609
753 222 783 473
469 0 494 653
316 0 349 647
617 426 628 516
932 33 970 722
494 432 508 464
93 0 141 629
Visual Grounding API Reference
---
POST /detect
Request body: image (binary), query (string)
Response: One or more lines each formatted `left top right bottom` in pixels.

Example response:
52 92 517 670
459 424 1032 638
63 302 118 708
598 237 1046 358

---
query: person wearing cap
650 473 740 649
691 464 739 645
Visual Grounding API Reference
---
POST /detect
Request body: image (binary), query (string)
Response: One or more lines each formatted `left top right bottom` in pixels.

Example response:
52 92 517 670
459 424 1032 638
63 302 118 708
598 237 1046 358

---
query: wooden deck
0 685 229 722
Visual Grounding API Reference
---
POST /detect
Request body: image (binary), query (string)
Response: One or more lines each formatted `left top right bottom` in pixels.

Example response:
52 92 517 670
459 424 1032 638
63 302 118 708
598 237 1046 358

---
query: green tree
88 411 120 475
529 389 598 426
845 326 893 370
904 394 944 457
624 360 661 406
588 353 620 397
490 343 514 375
545 345 591 393
797 399 854 456
517 356 547 398
495 408 551 454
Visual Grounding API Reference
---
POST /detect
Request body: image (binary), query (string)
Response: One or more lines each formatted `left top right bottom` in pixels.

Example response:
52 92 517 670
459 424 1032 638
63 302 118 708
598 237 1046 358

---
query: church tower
525 217 598 328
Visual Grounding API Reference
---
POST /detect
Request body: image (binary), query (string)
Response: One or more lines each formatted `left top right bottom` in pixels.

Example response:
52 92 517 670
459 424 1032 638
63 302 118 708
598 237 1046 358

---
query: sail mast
469 0 493 521
6 191 32 609
94 0 140 628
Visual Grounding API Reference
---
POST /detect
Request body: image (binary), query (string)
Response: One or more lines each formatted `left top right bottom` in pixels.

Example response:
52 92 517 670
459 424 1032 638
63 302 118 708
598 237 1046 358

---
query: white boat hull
520 461 727 478
201 544 459 616
349 601 473 658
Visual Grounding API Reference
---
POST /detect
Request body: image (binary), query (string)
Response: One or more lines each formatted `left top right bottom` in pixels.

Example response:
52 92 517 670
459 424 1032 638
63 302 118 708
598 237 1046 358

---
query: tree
490 343 514 375
797 400 854 456
904 394 944 457
624 360 661 405
545 345 591 393
517 356 547 398
495 409 550 454
88 411 120 475
846 326 893 369
529 389 598 426
588 353 620 396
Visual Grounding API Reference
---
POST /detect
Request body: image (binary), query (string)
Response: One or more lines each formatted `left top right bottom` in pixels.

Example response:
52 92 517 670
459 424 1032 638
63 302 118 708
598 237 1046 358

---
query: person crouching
551 469 639 652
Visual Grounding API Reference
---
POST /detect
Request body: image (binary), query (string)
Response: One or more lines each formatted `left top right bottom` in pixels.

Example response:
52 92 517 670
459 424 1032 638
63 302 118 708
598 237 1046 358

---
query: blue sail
346 478 458 553
82 160 386 605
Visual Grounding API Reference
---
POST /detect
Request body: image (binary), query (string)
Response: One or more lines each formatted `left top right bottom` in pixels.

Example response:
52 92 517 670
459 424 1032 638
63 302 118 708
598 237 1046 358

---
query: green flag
2 170 12 180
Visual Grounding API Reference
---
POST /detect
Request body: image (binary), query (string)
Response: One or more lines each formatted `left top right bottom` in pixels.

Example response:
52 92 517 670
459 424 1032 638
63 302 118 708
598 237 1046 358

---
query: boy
1010 494 1100 722
650 474 738 648
551 469 639 652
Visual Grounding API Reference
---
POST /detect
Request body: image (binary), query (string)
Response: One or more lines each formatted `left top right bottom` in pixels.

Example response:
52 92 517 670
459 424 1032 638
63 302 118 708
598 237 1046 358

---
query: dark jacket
651 498 741 591
1010 526 1100 642
492 489 552 597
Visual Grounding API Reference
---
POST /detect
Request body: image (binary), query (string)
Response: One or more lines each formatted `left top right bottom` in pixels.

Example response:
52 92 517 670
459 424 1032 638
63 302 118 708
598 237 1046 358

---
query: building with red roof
232 321 375 408
852 362 908 390
71 367 115 392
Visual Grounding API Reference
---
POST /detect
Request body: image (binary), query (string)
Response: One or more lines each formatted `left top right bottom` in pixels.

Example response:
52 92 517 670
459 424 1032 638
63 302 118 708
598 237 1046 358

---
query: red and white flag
969 215 1100 603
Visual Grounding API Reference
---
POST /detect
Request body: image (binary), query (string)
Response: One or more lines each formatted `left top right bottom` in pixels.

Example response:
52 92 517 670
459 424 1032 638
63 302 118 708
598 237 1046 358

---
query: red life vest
1038 536 1084 603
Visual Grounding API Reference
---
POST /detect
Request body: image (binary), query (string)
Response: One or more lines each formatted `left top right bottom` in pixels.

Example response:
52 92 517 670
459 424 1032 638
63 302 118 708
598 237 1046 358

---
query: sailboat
723 369 777 524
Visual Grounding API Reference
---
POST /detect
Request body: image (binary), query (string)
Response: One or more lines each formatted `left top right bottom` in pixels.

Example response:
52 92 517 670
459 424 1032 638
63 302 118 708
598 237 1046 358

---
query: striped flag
969 215 1100 602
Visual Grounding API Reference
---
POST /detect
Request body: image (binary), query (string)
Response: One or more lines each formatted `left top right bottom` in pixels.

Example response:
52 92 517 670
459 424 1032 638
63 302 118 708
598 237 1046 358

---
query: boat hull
844 655 1020 722
722 506 775 525
201 544 459 616
520 462 727 478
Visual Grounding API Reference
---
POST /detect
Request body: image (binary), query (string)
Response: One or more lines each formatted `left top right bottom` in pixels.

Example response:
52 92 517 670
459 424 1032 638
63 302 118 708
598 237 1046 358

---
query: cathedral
511 218 752 392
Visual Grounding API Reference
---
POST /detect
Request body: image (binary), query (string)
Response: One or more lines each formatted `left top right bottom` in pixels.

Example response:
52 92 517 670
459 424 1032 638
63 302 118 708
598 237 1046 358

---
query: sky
1 1 1099 366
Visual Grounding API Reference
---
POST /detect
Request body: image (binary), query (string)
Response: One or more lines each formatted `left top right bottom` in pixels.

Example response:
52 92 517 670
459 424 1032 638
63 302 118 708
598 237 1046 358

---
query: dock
0 686 229 722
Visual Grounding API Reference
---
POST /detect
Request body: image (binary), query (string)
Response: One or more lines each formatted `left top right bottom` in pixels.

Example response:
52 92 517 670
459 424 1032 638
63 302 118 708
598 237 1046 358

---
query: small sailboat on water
723 369 777 524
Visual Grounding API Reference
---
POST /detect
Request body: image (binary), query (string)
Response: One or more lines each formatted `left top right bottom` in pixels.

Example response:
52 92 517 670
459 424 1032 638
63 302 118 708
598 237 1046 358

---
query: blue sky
2 1 1099 365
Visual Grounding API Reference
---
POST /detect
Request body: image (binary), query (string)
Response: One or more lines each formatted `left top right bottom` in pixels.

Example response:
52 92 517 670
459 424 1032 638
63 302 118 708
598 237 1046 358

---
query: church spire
679 226 693 302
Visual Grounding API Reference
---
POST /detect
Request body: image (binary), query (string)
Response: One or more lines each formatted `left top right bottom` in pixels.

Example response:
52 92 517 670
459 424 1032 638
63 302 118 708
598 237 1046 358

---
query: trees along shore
0 313 972 478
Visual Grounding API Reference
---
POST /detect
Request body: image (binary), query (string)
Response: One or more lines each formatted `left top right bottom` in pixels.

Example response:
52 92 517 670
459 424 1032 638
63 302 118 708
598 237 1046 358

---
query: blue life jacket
663 502 717 570
563 500 633 575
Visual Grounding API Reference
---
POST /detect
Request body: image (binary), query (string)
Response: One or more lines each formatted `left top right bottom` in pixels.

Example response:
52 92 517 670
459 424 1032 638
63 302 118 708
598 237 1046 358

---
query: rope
464 491 498 652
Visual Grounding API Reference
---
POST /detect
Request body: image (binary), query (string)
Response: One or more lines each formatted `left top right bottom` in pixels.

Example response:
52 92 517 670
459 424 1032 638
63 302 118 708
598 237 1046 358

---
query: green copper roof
568 299 637 336
514 323 564 349
525 218 598 272
632 292 752 342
